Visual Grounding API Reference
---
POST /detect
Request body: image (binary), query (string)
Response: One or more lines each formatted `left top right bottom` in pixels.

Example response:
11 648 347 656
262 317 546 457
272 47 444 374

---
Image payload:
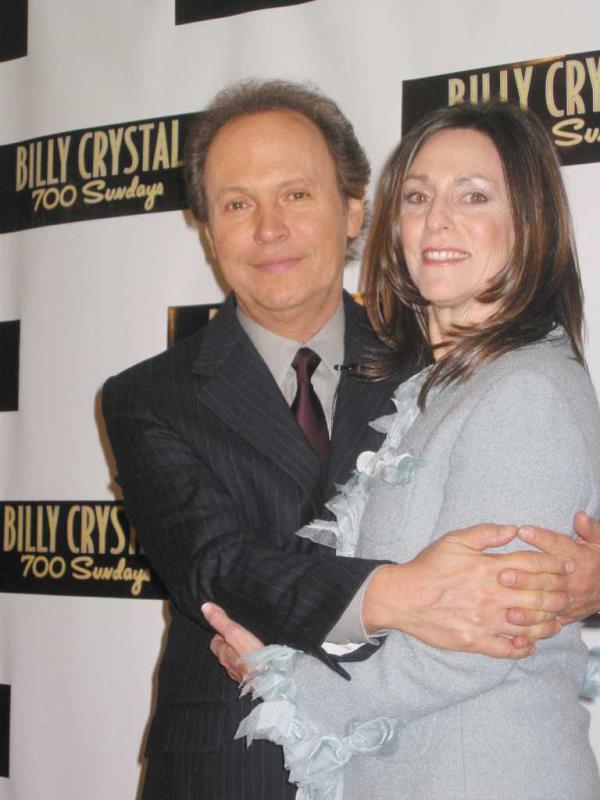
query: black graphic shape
168 303 222 346
0 501 167 600
0 685 9 778
0 1 27 63
0 321 20 412
402 49 600 167
0 113 193 235
176 0 314 24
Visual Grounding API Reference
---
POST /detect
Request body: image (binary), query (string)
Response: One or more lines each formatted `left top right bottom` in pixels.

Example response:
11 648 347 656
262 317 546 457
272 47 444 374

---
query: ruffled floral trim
235 645 398 800
581 647 600 699
298 366 433 556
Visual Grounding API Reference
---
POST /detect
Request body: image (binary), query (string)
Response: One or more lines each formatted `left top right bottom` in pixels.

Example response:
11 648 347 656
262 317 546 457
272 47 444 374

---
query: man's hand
363 524 571 659
202 602 264 684
515 513 600 624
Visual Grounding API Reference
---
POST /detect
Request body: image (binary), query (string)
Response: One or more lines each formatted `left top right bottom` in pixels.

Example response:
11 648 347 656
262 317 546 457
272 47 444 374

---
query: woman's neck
427 302 498 361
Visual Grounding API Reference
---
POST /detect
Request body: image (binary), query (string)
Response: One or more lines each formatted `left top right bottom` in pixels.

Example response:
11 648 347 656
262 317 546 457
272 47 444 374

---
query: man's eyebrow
215 176 316 198
215 184 250 197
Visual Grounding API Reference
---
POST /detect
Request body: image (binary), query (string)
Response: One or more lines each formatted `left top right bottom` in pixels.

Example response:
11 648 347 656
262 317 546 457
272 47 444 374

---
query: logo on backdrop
402 49 600 166
0 113 195 234
175 0 314 24
0 311 227 600
0 321 20 412
0 502 167 600
0 1 27 63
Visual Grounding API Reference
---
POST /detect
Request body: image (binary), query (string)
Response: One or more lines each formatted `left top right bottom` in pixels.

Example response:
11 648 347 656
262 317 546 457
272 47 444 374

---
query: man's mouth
252 256 304 274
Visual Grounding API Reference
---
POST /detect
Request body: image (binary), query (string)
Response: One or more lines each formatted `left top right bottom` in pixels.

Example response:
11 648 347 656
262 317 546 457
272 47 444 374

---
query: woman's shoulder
471 331 594 401
456 332 600 460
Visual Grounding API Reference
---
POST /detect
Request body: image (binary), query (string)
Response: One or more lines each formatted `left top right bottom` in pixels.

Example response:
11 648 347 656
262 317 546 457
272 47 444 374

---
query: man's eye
288 191 308 201
226 200 246 211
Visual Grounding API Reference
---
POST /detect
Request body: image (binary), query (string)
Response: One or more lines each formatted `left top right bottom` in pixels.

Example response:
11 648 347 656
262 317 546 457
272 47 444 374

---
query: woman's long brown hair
361 101 585 407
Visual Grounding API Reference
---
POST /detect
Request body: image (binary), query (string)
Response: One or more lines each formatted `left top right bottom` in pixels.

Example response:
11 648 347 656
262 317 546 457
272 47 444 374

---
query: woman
232 101 600 799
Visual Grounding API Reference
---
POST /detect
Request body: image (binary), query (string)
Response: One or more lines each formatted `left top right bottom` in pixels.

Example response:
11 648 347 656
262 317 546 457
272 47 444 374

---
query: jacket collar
325 294 401 497
192 294 323 496
191 292 405 499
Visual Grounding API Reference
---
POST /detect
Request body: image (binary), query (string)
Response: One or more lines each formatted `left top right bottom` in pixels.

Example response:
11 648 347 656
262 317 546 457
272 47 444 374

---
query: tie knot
292 347 321 380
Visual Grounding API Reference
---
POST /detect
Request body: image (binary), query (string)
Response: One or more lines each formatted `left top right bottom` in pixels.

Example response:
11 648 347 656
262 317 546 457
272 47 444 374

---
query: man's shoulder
102 333 196 420
102 300 240 415
107 327 201 386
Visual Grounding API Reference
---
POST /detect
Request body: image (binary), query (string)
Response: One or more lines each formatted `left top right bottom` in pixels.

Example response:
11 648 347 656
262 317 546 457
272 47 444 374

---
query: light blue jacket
239 333 600 800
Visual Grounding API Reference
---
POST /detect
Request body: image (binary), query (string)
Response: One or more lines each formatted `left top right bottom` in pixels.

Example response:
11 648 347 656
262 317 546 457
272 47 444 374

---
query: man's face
202 110 364 339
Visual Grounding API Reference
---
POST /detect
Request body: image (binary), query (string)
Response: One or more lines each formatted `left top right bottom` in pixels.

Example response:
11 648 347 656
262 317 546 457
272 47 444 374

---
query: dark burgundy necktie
291 347 330 463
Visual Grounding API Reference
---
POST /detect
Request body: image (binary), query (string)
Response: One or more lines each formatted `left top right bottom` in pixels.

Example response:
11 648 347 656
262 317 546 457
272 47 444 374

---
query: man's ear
202 223 216 259
346 196 365 239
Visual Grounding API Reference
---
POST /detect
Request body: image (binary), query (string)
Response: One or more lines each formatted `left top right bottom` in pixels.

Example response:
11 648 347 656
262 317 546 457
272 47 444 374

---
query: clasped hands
203 514 600 683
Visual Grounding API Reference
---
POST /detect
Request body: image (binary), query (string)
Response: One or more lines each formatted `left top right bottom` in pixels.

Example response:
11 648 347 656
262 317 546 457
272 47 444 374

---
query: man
103 80 600 800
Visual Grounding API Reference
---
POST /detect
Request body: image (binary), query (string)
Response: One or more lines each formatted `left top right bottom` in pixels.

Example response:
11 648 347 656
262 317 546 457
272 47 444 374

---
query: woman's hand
202 602 264 684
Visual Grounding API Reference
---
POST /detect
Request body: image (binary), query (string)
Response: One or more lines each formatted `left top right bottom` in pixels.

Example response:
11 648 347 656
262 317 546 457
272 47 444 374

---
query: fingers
496 563 571 623
573 512 600 544
520 618 562 643
202 602 264 656
449 523 518 551
461 615 562 658
499 548 573 576
518 588 570 614
472 635 536 660
493 587 570 617
202 602 234 637
505 607 559 626
209 634 245 683
518 526 578 563
498 567 569 592
467 621 560 659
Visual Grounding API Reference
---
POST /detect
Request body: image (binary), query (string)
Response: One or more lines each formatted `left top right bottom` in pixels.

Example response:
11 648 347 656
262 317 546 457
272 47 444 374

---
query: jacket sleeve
254 366 594 728
102 372 381 666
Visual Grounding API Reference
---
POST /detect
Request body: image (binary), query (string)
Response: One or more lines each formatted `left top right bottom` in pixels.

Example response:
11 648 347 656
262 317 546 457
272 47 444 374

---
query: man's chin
239 290 340 338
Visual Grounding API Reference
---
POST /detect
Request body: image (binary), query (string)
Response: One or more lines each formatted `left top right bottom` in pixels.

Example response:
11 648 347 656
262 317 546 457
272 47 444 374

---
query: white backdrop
1 1 600 798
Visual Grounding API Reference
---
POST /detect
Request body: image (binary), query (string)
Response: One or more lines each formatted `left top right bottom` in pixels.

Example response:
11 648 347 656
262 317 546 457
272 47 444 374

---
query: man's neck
237 296 343 343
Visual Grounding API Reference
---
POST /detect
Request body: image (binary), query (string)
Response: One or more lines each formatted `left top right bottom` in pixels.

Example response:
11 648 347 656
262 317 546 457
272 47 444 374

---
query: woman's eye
404 191 429 204
465 191 488 203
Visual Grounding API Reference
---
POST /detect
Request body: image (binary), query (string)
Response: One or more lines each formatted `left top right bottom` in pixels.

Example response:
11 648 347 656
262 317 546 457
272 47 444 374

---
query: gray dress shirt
237 303 375 646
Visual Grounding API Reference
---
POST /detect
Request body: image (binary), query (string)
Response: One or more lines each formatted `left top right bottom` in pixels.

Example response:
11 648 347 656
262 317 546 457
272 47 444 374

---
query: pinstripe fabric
141 740 294 800
103 293 409 798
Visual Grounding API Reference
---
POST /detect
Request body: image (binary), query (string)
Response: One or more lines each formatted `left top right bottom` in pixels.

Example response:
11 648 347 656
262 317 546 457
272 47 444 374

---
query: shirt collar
236 301 345 392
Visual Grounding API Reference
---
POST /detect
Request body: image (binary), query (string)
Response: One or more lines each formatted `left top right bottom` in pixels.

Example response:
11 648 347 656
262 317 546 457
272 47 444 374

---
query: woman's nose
425 195 453 232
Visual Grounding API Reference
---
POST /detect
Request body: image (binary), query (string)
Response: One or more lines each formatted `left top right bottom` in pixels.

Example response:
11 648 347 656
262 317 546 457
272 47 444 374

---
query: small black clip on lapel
334 362 358 373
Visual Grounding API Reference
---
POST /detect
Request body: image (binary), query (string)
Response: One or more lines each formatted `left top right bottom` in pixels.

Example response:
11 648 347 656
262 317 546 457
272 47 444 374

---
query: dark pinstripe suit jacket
102 292 405 785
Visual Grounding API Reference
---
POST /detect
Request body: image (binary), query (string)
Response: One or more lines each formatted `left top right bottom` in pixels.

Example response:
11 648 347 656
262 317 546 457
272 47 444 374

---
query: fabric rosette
236 645 398 800
298 366 431 556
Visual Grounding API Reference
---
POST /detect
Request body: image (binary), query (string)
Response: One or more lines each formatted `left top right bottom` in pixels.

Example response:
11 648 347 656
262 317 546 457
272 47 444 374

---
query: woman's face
399 128 515 329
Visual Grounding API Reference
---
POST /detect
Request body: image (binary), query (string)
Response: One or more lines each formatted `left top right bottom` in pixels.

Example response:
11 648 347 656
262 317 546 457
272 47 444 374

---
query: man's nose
253 203 290 244
425 195 453 232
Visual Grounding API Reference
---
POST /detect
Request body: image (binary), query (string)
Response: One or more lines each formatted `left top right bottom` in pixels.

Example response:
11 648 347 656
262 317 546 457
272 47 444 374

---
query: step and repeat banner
1 1 600 797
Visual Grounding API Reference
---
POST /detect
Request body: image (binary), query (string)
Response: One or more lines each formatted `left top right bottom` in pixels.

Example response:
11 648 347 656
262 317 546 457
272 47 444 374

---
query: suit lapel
192 296 322 497
325 294 406 498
